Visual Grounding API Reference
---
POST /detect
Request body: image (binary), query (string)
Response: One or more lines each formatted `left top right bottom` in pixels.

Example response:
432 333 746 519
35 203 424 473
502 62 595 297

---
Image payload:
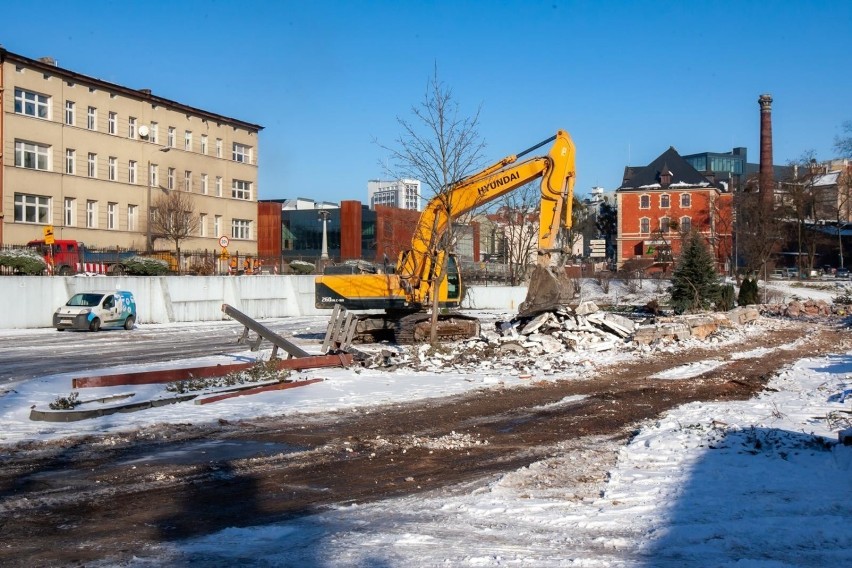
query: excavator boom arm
400 129 576 293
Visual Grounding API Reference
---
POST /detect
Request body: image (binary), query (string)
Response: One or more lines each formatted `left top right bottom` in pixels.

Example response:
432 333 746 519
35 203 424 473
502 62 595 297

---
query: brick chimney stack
758 93 774 206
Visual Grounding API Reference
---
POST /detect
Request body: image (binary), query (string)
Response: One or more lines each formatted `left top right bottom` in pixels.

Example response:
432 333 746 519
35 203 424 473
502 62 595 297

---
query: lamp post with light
318 209 330 270
318 210 330 260
146 146 170 253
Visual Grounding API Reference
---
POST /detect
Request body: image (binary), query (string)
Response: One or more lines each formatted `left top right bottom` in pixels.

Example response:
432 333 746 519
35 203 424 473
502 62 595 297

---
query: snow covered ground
147 356 852 567
3 277 851 566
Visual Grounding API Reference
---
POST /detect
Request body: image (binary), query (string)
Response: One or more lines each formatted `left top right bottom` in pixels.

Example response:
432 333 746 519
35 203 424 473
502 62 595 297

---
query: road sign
43 225 55 245
218 235 230 248
219 248 230 260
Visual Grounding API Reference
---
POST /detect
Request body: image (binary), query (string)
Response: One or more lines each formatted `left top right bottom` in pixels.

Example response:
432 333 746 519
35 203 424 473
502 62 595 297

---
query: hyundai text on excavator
315 129 577 343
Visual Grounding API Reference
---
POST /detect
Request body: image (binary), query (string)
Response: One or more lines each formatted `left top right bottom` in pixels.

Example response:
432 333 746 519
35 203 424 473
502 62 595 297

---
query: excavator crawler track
394 312 481 344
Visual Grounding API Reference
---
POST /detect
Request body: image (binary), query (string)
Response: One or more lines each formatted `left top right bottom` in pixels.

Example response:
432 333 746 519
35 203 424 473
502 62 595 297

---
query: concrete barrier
0 276 527 329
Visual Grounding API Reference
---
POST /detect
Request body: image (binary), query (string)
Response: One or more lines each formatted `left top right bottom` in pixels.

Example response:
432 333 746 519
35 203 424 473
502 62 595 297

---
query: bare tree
150 190 200 273
565 196 593 258
779 152 831 275
705 192 735 276
835 120 852 158
836 168 852 268
378 67 486 344
736 189 784 281
492 182 538 286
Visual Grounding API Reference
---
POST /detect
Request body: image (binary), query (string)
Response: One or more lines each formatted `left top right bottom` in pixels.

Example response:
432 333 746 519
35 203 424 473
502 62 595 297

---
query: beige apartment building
0 48 262 255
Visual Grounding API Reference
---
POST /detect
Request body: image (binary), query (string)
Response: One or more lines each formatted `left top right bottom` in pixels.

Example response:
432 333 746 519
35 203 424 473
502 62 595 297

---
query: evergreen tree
670 231 721 314
737 277 760 306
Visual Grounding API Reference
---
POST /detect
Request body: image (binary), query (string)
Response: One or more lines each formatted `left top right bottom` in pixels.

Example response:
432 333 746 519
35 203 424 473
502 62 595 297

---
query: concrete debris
354 298 842 376
765 299 833 318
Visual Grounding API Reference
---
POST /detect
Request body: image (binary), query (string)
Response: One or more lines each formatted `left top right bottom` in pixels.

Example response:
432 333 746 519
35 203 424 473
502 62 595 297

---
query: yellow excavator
315 129 577 343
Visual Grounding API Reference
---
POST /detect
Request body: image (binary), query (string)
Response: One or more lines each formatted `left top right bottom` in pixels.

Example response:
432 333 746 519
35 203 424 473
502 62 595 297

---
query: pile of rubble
759 298 837 318
367 302 763 375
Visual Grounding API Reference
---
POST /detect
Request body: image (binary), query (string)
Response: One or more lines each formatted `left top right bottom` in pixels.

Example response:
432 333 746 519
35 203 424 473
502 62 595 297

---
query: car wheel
89 318 101 332
58 266 73 276
124 315 135 330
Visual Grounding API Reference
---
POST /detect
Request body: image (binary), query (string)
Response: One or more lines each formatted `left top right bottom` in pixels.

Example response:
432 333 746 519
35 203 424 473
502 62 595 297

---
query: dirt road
0 320 847 567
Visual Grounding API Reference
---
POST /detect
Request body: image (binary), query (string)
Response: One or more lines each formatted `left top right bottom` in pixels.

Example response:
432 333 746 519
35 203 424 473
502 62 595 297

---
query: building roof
0 47 263 132
619 146 721 191
811 171 840 188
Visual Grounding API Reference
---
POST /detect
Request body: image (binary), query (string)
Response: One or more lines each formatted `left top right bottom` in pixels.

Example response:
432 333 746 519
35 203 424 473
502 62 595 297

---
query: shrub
0 248 47 275
718 283 736 311
289 260 316 275
49 392 80 410
737 277 760 306
123 256 170 275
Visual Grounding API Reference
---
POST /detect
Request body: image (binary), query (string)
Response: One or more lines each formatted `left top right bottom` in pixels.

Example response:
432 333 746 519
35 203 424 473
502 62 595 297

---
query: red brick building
616 147 733 274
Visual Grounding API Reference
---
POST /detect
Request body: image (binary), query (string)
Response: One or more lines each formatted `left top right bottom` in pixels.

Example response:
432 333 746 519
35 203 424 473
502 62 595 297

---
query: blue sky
3 0 850 202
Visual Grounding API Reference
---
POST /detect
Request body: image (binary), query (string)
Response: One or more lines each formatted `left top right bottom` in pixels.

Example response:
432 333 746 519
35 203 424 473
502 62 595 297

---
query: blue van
54 290 137 331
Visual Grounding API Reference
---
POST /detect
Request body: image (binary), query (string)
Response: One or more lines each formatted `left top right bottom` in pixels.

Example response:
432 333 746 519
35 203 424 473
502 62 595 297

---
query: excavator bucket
518 265 576 316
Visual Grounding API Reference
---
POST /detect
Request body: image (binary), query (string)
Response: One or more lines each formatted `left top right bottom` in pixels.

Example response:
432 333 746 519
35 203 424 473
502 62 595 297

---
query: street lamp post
318 209 330 261
146 147 170 253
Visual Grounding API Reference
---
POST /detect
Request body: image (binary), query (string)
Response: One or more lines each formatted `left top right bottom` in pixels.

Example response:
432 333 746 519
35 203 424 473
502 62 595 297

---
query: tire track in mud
0 320 847 567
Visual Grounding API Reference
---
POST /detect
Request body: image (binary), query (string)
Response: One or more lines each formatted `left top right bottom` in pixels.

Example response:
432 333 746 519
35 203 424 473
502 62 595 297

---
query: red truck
27 240 136 276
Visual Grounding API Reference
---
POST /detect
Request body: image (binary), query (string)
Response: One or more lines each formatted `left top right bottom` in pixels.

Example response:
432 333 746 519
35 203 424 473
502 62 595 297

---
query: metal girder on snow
195 378 324 405
72 353 353 388
221 303 311 359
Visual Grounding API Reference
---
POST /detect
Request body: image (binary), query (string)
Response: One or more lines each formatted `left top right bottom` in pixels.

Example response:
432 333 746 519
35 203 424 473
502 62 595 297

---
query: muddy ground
0 320 848 567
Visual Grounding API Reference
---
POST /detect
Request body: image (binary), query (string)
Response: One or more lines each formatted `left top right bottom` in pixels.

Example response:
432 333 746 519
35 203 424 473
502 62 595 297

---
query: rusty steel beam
72 353 353 389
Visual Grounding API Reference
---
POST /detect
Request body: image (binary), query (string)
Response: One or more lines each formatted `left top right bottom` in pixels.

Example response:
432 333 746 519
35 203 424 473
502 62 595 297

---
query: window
640 217 650 234
150 122 159 144
232 179 252 200
232 143 252 163
108 112 117 134
215 176 222 197
660 217 670 232
216 138 222 158
200 213 208 237
15 141 50 170
200 135 208 155
184 170 192 192
128 117 137 139
128 205 138 231
231 219 251 240
639 194 650 209
65 101 75 125
14 193 50 224
107 202 117 230
681 193 691 208
108 157 117 181
65 149 76 174
167 127 175 147
129 160 138 184
167 168 175 190
214 215 222 237
150 164 158 188
87 153 97 177
14 88 49 119
184 131 192 151
86 200 97 228
660 194 670 208
680 216 692 232
64 198 76 227
201 173 208 195
87 106 97 130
